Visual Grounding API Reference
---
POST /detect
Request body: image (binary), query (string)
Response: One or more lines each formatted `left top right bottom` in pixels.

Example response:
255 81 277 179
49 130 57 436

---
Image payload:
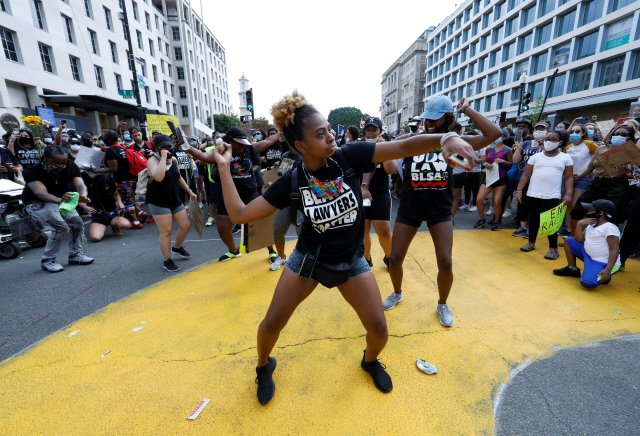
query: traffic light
246 89 253 112
522 92 532 112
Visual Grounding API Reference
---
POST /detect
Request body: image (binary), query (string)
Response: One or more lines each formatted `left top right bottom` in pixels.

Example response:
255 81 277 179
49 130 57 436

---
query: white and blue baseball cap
420 95 454 120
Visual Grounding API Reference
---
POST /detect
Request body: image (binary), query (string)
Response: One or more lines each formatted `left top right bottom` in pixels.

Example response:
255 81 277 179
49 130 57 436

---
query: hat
515 116 533 131
408 116 422 127
81 133 93 141
226 128 251 145
363 117 383 130
535 120 550 129
151 130 161 135
501 128 509 136
69 137 82 145
420 95 454 120
580 199 616 218
153 134 173 149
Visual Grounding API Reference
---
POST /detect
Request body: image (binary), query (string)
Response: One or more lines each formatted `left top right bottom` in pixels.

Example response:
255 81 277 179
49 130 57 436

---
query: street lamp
517 73 529 117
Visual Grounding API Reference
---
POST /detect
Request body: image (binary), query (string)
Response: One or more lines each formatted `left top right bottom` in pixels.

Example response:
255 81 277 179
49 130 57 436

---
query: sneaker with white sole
41 259 64 273
164 259 180 272
171 246 191 258
468 205 478 212
459 204 469 210
270 256 287 271
486 207 494 216
68 254 94 265
382 291 403 310
437 302 454 327
502 209 511 218
219 250 241 262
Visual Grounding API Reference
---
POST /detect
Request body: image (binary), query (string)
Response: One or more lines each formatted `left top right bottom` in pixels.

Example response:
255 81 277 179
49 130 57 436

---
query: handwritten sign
240 212 276 253
187 199 205 238
485 164 500 187
594 141 640 177
251 119 269 133
538 203 567 237
146 114 179 136
235 122 253 139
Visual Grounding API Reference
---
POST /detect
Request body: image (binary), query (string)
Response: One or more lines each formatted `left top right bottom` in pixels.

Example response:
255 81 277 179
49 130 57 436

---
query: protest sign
146 114 179 135
261 167 279 190
538 203 567 238
485 164 500 187
594 141 640 177
187 199 205 238
251 119 269 133
596 119 616 139
235 122 253 138
240 212 276 253
194 119 213 137
74 147 105 170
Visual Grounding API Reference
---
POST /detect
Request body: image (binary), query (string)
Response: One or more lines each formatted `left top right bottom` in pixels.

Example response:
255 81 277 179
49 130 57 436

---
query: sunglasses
571 130 582 134
613 132 629 137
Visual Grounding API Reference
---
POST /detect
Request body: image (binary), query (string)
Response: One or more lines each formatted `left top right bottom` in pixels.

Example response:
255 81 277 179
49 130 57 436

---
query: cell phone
166 120 184 145
576 117 589 124
363 198 372 207
500 111 507 123
515 130 523 142
298 249 319 280
450 154 470 170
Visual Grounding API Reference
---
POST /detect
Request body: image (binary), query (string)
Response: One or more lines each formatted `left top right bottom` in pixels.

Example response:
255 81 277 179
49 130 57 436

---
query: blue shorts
285 248 371 282
209 182 222 205
574 177 593 192
565 237 620 288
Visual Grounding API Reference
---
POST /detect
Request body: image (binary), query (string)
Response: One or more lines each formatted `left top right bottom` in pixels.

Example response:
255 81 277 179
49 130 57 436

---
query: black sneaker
383 256 389 272
164 259 180 272
231 224 241 234
361 350 393 393
218 250 241 262
491 223 500 231
473 219 487 229
366 257 373 267
255 357 277 405
558 228 572 236
172 246 191 258
553 265 581 278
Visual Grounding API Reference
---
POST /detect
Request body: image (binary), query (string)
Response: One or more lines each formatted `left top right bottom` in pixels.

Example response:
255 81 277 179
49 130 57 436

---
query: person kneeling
86 174 132 242
554 199 621 288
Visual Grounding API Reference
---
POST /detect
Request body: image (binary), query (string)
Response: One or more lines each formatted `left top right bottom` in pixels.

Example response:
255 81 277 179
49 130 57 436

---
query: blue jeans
565 237 620 288
285 248 371 282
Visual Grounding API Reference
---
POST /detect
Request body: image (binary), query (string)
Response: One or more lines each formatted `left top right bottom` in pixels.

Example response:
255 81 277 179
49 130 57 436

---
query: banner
251 119 269 133
194 119 213 137
538 203 567 238
235 122 253 138
36 106 56 127
605 16 633 51
146 114 179 136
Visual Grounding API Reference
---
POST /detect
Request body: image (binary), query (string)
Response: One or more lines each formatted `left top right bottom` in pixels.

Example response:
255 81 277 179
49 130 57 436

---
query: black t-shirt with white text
263 143 284 168
277 151 302 177
262 143 375 264
369 164 391 195
22 163 80 205
104 145 132 183
14 145 40 169
229 144 257 194
172 147 192 182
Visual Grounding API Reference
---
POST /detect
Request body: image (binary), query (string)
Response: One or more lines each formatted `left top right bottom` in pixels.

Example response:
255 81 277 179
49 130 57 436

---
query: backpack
113 144 147 177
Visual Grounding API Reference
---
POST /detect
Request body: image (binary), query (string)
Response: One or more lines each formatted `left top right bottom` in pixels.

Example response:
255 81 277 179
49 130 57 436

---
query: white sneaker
382 291 403 310
437 302 454 327
41 259 64 273
270 256 287 271
502 209 512 218
468 205 478 212
458 204 469 210
486 207 494 216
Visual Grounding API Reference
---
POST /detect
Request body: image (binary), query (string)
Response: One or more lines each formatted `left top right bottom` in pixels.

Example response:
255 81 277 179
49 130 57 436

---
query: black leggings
620 193 640 263
528 197 559 248
516 182 530 223
464 172 482 205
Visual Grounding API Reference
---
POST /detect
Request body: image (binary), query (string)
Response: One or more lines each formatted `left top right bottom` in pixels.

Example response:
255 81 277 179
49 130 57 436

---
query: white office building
0 0 229 135
422 0 640 127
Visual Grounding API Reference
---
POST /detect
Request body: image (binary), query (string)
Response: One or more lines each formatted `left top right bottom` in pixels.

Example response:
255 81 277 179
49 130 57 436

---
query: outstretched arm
457 98 502 150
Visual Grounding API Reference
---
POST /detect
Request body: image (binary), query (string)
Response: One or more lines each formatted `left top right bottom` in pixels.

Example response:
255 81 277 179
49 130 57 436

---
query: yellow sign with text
146 114 179 136
538 203 567 238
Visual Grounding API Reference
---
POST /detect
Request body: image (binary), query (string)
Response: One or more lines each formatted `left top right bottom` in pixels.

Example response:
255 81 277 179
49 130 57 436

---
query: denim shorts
285 248 371 282
574 177 593 192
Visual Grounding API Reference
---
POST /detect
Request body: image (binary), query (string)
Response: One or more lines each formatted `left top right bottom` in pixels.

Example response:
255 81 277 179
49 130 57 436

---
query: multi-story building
422 0 640 127
0 0 229 136
380 27 433 133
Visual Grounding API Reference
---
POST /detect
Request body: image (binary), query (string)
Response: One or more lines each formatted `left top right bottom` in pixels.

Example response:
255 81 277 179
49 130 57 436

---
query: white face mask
533 130 546 140
70 144 81 152
544 141 559 151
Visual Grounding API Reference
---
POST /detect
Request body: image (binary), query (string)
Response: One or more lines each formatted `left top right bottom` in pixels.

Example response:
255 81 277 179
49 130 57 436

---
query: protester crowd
1 95 639 404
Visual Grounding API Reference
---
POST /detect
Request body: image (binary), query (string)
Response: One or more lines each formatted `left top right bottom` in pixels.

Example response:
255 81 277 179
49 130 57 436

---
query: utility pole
118 2 147 136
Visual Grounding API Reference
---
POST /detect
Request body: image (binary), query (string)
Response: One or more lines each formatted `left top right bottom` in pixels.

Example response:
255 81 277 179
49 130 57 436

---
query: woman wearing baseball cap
382 96 501 330
360 116 397 269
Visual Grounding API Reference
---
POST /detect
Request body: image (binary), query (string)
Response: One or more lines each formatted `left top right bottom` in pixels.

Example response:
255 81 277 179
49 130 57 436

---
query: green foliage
327 107 369 130
525 95 547 125
211 113 239 134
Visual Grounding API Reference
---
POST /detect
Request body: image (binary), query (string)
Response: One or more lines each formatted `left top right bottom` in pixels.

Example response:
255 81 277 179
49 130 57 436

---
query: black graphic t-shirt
229 144 257 194
22 163 80 205
277 151 302 177
369 164 391 195
263 144 284 168
104 145 132 183
172 147 192 182
15 145 41 169
263 143 375 264
398 133 454 221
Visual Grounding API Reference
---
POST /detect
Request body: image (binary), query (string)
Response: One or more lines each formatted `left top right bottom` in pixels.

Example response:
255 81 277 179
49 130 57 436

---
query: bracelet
361 183 368 186
515 191 522 193
440 132 460 147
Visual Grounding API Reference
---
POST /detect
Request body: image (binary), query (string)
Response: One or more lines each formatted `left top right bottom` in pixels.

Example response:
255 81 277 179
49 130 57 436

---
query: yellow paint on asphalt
1 231 639 435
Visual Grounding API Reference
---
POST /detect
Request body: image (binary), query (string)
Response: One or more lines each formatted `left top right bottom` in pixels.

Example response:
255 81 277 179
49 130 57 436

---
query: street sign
118 90 135 96
138 80 146 89
122 95 134 99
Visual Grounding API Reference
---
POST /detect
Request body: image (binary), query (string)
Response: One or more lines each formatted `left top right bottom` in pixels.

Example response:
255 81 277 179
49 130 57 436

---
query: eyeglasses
613 132 629 137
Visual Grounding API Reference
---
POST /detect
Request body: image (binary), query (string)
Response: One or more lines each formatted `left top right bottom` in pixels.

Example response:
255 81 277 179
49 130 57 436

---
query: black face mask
585 212 601 220
19 137 32 146
83 141 93 148
42 161 66 174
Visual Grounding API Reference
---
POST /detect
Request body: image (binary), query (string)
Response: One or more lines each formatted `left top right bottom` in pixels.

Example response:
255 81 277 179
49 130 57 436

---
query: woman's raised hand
213 142 232 166
442 136 475 169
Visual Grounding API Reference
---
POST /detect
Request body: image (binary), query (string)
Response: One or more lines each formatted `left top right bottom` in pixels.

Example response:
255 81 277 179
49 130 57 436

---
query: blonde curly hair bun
270 90 314 132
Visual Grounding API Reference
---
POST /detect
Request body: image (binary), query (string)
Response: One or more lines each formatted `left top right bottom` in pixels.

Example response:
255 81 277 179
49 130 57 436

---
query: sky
198 0 457 124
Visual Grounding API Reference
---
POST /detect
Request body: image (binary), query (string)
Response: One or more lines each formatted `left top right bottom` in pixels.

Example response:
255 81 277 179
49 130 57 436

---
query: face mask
99 140 105 146
44 138 53 144
103 185 111 191
495 137 503 144
611 136 627 146
190 140 197 146
533 130 546 140
70 144 81 152
569 133 581 142
83 141 93 148
585 212 600 220
123 135 131 141
544 141 560 151
345 138 350 144
587 129 594 138
19 137 32 146
254 135 262 140
42 161 66 174
61 138 68 144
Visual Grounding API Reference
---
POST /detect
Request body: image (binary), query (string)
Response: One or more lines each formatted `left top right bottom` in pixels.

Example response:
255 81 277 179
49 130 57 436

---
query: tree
327 107 369 130
525 95 547 125
211 113 239 134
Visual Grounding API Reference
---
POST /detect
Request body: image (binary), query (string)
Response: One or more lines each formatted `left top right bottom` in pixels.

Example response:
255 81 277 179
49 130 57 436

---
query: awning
42 94 166 118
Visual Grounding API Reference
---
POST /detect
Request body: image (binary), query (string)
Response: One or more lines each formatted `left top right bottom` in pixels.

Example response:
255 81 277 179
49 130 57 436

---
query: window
167 64 172 78
172 27 180 41
173 104 177 116
515 60 529 80
480 35 487 52
163 81 167 94
497 91 507 108
557 10 575 37
536 23 552 47
145 12 151 30
529 80 544 99
492 25 502 45
157 37 162 52
468 82 476 96
170 84 175 97
70 56 81 81
488 72 498 90
166 101 170 114
633 52 640 79
576 31 599 59
518 33 532 55
189 50 193 63
104 7 112 31
156 90 161 106
532 52 548 75
114 73 122 90
181 105 188 117
152 65 158 82
149 39 154 57
94 65 104 88
88 30 99 54
503 42 514 62
505 17 517 37
31 1 46 30
37 43 53 72
174 47 182 60
0 0 7 13
109 41 117 63
522 6 535 27
84 0 92 18
478 56 486 73
136 31 143 50
538 0 552 17
500 65 514 86
550 73 566 97
122 21 129 41
139 61 147 78
552 42 571 67
155 15 159 29
62 15 74 43
193 88 197 101
179 86 187 98
163 22 167 36
571 65 592 92
604 17 633 51
160 59 165 73
611 0 634 11
598 55 625 87
582 0 605 26
0 27 18 62
489 50 497 68
484 94 493 112
132 1 138 21
165 43 170 56
469 62 475 77
145 87 150 103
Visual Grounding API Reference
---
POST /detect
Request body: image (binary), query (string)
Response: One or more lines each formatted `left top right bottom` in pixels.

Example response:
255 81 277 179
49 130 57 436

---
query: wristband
361 183 368 187
440 132 460 147
515 191 522 193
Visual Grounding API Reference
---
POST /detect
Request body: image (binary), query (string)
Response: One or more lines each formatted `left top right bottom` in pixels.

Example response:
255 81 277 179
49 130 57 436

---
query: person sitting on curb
553 199 621 288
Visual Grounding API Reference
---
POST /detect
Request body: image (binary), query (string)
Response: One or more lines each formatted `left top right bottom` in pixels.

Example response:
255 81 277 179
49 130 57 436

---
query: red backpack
113 144 148 176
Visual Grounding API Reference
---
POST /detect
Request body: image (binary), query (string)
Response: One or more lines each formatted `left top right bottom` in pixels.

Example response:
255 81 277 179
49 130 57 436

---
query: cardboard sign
146 114 180 136
240 212 276 253
594 141 640 177
261 167 279 190
596 119 616 139
74 147 105 170
235 122 253 139
485 163 500 187
251 119 269 133
187 199 205 238
538 203 567 238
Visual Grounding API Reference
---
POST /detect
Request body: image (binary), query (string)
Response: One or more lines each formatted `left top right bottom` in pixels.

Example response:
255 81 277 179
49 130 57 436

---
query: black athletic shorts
395 210 452 228
217 190 259 216
453 172 468 189
484 175 509 188
364 191 391 221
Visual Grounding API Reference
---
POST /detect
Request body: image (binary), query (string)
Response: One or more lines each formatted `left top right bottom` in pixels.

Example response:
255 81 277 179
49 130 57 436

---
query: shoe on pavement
256 357 277 405
163 259 180 272
553 265 581 278
205 216 215 226
502 209 512 218
558 228 571 236
544 248 560 260
219 250 241 262
468 205 478 212
172 246 191 258
520 242 535 252
486 207 494 216
112 225 123 236
512 227 527 237
383 256 389 272
437 301 454 327
382 291 403 310
146 216 155 224
269 251 278 263
68 254 94 265
459 203 469 210
41 259 64 273
361 350 393 393
270 256 287 271
522 231 529 239
138 212 150 224
366 257 373 268
474 219 487 229
231 225 241 234
491 222 500 231
130 222 143 229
